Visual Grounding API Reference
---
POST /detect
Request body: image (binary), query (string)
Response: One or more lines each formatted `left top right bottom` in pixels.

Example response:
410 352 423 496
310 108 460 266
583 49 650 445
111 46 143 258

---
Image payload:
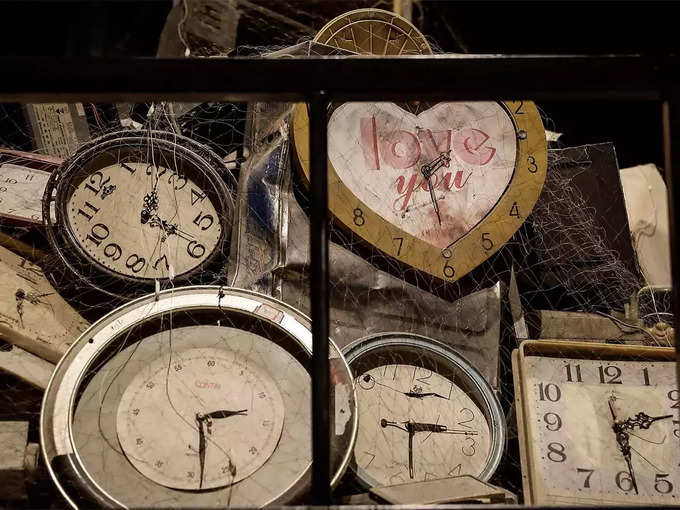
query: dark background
0 0 676 169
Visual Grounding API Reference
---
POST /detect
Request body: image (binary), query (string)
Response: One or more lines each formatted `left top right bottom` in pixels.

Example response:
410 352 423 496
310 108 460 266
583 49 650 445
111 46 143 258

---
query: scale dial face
44 131 234 297
66 162 222 279
517 345 680 506
116 347 285 490
343 333 505 489
355 363 491 485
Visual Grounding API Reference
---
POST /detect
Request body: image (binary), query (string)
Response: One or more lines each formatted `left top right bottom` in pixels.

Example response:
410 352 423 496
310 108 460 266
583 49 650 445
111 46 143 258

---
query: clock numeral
394 237 404 256
262 419 272 428
103 243 122 261
187 240 206 259
642 367 651 386
125 254 146 273
258 392 266 399
173 364 182 371
598 365 622 384
655 473 673 494
615 470 634 492
191 188 207 206
577 468 595 488
565 363 583 382
509 201 521 218
207 360 215 367
547 442 566 462
513 100 525 115
171 174 187 190
538 382 561 402
84 171 112 195
527 155 539 174
481 232 493 251
153 255 169 271
458 408 474 429
77 201 100 221
121 162 136 175
543 412 562 431
353 207 365 227
462 437 476 457
668 389 680 409
86 223 110 247
448 464 462 477
136 437 143 446
443 260 455 279
193 212 214 231
672 420 680 439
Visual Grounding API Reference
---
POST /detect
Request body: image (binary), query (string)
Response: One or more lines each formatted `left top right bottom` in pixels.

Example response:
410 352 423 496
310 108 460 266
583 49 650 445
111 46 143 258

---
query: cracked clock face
45 131 234 297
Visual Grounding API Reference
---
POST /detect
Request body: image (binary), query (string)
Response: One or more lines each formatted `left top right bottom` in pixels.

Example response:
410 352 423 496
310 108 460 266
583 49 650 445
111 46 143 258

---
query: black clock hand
196 413 207 489
420 151 452 180
202 409 248 420
408 427 415 478
380 418 408 432
406 421 478 436
620 412 673 430
403 391 448 399
427 178 442 225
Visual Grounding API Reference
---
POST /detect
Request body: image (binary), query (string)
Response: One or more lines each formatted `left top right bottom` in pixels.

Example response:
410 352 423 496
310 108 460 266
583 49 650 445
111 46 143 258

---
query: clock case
512 339 676 505
342 332 507 489
42 130 236 304
40 286 358 508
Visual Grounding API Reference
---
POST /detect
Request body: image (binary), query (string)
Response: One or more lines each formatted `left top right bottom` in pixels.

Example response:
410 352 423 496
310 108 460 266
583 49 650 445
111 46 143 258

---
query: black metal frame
1 55 678 506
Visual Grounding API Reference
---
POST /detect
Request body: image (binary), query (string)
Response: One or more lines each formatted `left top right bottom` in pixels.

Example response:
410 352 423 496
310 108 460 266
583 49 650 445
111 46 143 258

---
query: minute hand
406 421 478 435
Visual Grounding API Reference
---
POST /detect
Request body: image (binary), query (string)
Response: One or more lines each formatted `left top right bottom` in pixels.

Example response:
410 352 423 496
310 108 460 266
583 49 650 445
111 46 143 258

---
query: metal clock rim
40 285 358 508
342 331 506 487
42 130 236 299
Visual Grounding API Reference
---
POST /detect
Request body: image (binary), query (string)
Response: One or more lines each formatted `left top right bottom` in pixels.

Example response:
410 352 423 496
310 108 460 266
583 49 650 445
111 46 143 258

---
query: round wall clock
342 333 505 488
43 130 235 298
40 286 357 508
293 99 546 283
313 8 432 55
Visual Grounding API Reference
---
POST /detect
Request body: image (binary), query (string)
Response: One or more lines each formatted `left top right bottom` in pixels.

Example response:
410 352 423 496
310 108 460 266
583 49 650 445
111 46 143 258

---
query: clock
313 8 432 56
342 333 505 488
43 130 235 299
40 286 357 508
513 339 679 505
292 11 546 284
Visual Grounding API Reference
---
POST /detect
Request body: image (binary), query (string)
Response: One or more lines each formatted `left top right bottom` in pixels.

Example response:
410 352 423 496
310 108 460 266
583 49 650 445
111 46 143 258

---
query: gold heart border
292 100 546 283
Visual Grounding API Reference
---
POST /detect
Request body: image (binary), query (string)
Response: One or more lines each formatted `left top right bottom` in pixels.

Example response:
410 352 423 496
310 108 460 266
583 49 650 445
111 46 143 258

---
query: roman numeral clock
292 10 547 284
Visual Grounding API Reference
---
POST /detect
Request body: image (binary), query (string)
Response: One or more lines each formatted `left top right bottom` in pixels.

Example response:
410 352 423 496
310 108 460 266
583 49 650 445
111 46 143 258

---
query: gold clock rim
291 100 547 283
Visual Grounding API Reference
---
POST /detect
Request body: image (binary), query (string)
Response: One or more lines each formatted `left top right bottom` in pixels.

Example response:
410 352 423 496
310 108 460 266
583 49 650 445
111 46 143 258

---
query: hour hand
203 409 248 420
427 179 442 225
404 391 447 399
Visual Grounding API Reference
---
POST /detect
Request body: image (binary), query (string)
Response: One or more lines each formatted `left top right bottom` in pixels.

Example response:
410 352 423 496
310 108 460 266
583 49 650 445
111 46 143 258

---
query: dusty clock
43 130 235 298
40 286 357 508
513 340 679 505
342 333 505 488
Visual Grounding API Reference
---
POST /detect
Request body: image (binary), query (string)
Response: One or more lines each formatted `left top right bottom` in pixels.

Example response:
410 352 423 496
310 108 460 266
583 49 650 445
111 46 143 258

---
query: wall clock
293 99 546 283
342 333 505 488
43 130 235 299
513 340 679 505
313 8 432 56
40 286 357 508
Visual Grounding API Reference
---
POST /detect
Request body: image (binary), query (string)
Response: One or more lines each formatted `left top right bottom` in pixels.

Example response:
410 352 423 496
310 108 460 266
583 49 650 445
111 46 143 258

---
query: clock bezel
43 130 236 299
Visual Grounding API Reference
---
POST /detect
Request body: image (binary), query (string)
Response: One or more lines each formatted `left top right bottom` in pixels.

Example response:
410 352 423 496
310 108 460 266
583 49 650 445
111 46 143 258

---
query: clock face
66 162 222 279
354 363 491 486
519 352 679 505
344 334 505 489
0 163 50 225
40 288 357 508
117 346 285 490
293 99 546 283
45 131 234 297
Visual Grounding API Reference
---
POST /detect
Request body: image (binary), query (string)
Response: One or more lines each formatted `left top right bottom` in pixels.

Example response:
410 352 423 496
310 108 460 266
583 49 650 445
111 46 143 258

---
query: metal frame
1 54 678 505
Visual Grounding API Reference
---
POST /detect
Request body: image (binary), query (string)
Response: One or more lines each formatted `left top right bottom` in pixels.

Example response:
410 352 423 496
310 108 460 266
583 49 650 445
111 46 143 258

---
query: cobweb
0 4 675 507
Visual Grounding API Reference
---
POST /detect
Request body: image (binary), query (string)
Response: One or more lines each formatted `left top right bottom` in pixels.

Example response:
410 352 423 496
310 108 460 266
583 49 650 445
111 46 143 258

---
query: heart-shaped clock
293 99 546 283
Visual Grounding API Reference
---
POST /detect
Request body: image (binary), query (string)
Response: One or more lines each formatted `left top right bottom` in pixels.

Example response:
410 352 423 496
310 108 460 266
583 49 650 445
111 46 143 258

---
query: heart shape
293 100 546 282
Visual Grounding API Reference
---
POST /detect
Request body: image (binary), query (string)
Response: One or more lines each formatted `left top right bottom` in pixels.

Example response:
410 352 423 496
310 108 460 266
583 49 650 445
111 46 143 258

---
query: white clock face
353 363 491 486
116 347 285 490
327 101 516 249
523 356 679 505
66 162 222 279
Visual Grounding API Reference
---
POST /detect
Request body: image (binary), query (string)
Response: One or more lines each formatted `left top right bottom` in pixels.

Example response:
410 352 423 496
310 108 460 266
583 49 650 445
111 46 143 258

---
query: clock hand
380 418 408 433
420 151 452 180
196 413 207 489
408 426 415 478
613 427 639 495
426 177 442 225
619 412 673 430
608 396 618 421
403 391 448 399
405 421 478 436
202 409 248 420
